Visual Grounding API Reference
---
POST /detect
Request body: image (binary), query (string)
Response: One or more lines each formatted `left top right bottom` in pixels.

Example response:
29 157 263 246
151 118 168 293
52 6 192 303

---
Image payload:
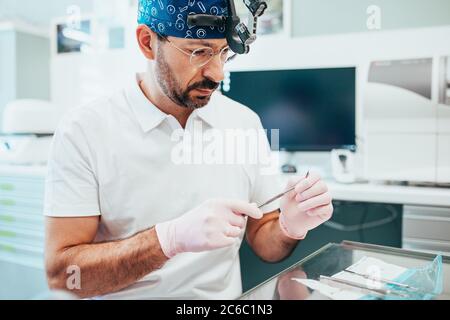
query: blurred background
0 0 450 299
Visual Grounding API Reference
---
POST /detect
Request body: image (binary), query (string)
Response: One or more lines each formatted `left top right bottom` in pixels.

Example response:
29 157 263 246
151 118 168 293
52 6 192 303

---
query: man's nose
202 55 225 83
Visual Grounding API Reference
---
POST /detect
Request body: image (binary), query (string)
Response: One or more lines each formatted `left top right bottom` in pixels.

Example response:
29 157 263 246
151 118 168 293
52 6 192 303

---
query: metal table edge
341 241 450 263
238 243 337 299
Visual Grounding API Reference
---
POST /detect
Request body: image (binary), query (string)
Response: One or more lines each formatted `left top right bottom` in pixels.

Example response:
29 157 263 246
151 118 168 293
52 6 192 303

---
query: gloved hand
279 171 333 240
155 199 263 258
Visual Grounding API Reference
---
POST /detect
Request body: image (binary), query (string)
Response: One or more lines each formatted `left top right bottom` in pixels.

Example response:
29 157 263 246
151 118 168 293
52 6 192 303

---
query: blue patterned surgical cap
138 0 229 39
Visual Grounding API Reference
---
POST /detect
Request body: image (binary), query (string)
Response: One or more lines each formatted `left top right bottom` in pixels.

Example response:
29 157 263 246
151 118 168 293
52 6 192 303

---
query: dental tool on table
257 171 310 209
342 269 419 291
319 275 410 298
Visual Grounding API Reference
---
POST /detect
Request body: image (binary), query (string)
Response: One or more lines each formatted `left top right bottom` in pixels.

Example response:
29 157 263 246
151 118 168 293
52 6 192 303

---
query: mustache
188 79 220 92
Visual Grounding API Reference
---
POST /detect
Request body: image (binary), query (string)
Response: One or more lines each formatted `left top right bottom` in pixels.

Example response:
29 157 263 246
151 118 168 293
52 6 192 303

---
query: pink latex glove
155 199 263 258
279 171 334 240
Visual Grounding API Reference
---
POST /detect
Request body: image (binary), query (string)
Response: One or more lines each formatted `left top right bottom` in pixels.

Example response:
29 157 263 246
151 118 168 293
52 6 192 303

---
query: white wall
0 29 16 121
293 0 450 37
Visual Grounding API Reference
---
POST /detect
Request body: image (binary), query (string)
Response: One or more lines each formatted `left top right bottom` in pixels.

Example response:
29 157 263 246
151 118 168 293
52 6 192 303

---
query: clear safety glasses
163 36 238 68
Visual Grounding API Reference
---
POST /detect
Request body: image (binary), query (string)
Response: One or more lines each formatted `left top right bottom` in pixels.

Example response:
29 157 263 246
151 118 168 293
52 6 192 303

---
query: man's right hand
155 199 263 258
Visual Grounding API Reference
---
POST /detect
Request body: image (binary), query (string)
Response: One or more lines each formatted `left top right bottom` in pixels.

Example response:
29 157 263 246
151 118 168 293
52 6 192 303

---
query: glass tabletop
239 241 450 300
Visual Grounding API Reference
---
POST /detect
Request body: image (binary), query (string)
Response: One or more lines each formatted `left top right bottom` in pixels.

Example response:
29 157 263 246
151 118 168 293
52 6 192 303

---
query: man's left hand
279 171 333 240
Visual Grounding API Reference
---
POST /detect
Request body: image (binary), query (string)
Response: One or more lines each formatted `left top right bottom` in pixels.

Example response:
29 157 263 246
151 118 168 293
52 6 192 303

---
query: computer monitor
220 67 356 151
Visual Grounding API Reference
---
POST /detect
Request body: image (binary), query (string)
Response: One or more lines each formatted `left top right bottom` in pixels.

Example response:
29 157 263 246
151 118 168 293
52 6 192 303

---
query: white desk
326 181 450 207
279 174 450 207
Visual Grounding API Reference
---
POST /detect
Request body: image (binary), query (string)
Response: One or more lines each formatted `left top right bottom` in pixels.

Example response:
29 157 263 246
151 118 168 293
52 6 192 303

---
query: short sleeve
249 117 282 214
44 110 101 217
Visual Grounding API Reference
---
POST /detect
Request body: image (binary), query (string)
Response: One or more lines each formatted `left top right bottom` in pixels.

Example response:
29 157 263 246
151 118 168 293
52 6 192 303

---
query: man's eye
193 49 209 56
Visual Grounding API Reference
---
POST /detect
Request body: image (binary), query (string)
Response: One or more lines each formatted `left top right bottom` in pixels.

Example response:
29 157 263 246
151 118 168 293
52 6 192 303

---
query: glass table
239 241 450 300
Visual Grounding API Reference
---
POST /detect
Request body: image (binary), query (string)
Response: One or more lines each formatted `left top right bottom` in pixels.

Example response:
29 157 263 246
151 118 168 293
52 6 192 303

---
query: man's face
154 37 228 110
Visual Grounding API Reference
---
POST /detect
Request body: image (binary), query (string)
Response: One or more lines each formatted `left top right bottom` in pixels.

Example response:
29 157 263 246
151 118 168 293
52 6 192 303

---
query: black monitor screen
220 67 356 151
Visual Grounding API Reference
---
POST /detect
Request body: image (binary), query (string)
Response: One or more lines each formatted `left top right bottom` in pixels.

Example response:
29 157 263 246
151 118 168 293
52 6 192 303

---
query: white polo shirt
44 74 280 300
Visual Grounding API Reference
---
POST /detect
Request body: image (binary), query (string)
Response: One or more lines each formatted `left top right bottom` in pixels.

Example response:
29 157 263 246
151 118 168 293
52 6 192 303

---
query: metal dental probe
319 275 410 298
342 269 419 291
257 170 310 209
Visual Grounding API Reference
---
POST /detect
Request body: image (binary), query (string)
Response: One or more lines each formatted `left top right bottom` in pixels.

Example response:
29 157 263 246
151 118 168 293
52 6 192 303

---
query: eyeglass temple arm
165 39 192 57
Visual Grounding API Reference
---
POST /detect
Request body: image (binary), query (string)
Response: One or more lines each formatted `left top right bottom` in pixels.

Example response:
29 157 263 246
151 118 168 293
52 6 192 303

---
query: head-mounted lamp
187 0 267 54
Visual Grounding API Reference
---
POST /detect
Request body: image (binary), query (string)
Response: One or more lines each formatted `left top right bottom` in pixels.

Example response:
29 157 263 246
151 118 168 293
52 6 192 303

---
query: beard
155 45 219 110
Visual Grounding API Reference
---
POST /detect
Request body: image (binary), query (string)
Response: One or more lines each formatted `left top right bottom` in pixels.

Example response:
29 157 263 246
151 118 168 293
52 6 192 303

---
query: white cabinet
403 205 450 255
0 166 47 299
0 168 46 267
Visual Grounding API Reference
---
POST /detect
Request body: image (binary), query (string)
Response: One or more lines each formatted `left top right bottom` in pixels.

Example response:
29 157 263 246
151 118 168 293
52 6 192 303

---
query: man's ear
136 25 157 60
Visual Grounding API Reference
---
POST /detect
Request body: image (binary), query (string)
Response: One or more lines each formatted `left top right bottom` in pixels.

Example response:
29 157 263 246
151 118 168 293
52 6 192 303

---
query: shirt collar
125 75 168 133
194 94 220 128
126 74 220 133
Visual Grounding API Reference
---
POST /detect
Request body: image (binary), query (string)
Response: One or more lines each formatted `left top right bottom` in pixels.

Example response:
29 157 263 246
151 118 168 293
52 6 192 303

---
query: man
44 0 333 300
